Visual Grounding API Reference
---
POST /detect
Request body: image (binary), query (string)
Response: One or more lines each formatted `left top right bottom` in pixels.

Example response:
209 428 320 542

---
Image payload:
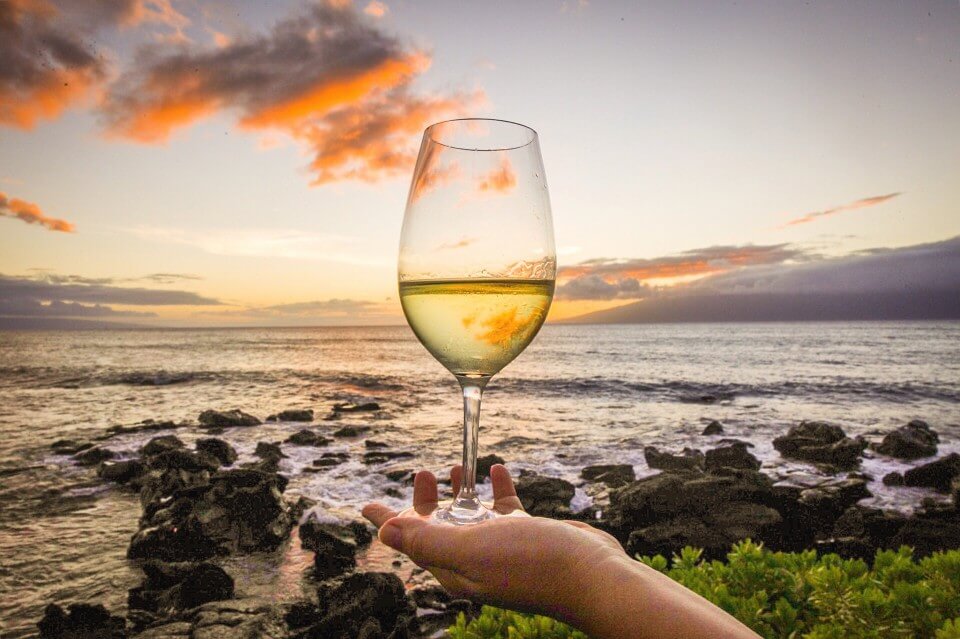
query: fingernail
380 522 402 549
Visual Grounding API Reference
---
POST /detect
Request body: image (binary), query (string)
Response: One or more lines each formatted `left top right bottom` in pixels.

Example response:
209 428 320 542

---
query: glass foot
398 500 528 525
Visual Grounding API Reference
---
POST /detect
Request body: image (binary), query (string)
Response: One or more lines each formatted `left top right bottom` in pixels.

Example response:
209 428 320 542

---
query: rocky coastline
36 411 960 638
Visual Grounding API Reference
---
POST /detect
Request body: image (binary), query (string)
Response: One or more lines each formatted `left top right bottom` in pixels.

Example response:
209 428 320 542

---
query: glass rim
425 118 538 152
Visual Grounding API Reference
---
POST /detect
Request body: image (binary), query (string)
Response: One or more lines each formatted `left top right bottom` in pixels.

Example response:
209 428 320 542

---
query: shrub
448 541 960 639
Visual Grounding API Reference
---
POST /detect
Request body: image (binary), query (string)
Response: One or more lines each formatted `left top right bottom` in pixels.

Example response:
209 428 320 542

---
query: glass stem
453 378 487 513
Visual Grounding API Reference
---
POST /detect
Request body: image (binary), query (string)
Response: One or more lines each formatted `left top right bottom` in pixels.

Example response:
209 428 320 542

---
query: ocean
1 322 958 636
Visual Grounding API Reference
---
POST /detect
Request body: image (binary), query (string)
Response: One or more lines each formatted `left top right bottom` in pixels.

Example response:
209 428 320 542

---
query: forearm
564 554 760 639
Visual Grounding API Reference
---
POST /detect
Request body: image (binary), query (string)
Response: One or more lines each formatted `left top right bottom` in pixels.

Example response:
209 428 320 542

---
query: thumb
379 517 465 571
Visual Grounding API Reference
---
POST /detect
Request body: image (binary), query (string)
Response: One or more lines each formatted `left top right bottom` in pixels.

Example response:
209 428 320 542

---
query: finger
413 470 438 508
490 464 517 500
490 464 524 513
450 465 463 495
362 503 398 528
378 517 468 572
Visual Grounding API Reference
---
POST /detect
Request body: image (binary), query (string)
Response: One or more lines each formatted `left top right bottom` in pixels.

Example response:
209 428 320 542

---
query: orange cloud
557 244 807 299
477 155 517 194
364 1 388 18
783 192 901 227
0 192 75 232
0 0 106 129
101 4 481 185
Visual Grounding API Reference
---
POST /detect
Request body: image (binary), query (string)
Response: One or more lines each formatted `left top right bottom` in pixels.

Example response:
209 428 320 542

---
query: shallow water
0 322 958 636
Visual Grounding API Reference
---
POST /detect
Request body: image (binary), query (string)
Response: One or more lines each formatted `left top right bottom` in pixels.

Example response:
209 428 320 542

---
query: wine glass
398 119 556 525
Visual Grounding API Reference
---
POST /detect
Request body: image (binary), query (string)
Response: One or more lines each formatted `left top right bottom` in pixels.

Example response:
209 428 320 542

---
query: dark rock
254 441 286 459
332 425 372 438
705 443 761 471
815 536 876 561
285 430 331 447
51 439 93 455
308 572 414 639
74 447 115 466
311 455 348 469
794 478 871 533
145 448 218 473
198 409 261 428
384 487 403 499
772 421 866 469
364 440 389 449
104 419 181 438
903 453 960 492
267 408 314 422
701 420 724 436
362 451 414 465
333 402 381 413
627 503 782 559
129 561 233 613
718 438 755 448
128 468 293 561
581 464 635 488
890 510 960 557
883 472 905 486
195 438 237 466
515 473 575 518
300 517 369 580
140 435 185 458
383 468 414 483
97 459 146 485
873 420 939 459
644 446 704 472
288 495 318 521
37 603 126 639
476 454 506 480
953 477 960 509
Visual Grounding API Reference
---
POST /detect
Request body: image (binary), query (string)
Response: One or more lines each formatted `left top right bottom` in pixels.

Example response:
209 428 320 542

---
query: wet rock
793 478 871 534
145 448 218 473
284 430 331 447
51 439 93 455
74 446 115 466
581 464 635 488
883 472 905 486
873 420 939 459
194 438 237 467
365 440 389 449
383 468 414 483
701 420 724 436
310 454 349 470
104 420 182 439
140 435 185 458
705 443 761 471
903 453 960 492
362 451 414 465
644 446 704 472
476 454 506 480
128 468 293 561
198 409 261 428
307 572 414 639
266 408 314 422
288 495 317 521
772 421 866 469
333 402 381 413
515 473 575 517
300 517 371 580
332 425 372 437
129 561 234 614
37 603 126 639
97 459 146 486
254 441 286 459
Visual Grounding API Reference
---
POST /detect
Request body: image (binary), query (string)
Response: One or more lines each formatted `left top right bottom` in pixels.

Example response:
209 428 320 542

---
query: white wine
399 278 554 378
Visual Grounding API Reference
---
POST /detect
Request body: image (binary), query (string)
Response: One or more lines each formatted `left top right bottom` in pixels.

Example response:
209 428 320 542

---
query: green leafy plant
448 541 960 639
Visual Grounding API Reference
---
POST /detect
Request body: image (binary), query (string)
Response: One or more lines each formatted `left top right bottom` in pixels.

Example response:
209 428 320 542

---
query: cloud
476 155 516 194
127 226 390 266
0 298 156 318
101 2 481 185
363 1 388 18
783 192 901 227
0 273 222 309
196 297 399 325
0 191 74 232
567 236 960 323
556 275 653 301
558 243 806 299
0 0 107 129
135 272 203 284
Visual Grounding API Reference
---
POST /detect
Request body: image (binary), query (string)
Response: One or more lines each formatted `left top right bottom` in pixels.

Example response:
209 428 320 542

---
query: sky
0 0 958 326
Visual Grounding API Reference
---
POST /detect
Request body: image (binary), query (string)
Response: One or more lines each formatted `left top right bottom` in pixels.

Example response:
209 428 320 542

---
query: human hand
362 464 626 623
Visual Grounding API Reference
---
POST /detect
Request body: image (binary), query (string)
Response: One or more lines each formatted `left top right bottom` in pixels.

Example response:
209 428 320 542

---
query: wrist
556 545 639 636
